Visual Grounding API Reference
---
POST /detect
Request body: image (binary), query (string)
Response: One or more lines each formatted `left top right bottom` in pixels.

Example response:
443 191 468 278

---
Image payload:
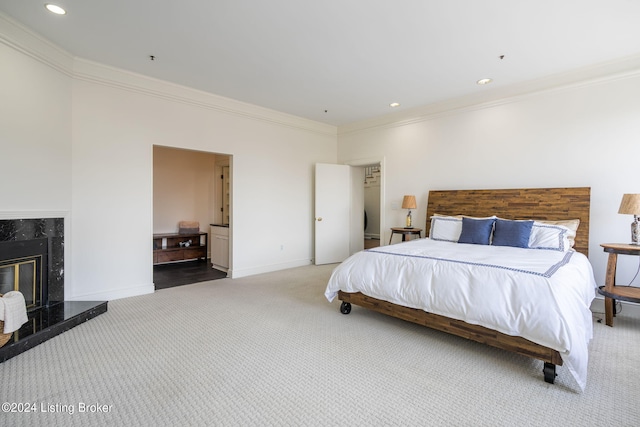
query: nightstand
389 227 423 245
597 243 640 327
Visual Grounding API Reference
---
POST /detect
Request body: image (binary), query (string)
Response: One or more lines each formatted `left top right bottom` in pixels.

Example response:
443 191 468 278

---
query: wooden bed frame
338 187 591 384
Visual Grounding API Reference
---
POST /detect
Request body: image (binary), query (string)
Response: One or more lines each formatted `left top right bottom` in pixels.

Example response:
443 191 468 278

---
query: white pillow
429 216 462 242
528 222 572 251
535 219 579 248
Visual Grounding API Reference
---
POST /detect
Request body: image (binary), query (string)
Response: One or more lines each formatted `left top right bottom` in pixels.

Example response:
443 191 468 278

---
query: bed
325 187 596 390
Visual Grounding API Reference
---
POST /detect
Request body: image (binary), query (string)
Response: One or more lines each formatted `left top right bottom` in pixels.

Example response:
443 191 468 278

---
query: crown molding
72 58 337 137
0 12 74 77
338 54 640 136
5 10 638 140
0 12 336 138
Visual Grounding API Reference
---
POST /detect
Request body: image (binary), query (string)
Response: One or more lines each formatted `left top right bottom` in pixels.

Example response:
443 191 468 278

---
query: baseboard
230 258 312 279
591 295 640 317
69 283 155 301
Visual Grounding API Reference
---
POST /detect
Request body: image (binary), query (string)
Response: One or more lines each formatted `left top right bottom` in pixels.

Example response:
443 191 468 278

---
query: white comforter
325 238 596 390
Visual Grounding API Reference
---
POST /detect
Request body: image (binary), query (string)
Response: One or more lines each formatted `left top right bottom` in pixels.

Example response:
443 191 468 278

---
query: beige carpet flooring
1 264 639 426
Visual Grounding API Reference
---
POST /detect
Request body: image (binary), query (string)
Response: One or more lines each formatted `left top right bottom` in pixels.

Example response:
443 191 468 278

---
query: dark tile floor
153 259 227 290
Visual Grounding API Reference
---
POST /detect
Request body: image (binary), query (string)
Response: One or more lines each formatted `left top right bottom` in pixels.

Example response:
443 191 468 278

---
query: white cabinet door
211 226 229 269
212 236 229 268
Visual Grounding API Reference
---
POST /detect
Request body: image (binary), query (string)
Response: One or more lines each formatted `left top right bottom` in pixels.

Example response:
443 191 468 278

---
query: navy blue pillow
492 219 534 248
458 217 496 245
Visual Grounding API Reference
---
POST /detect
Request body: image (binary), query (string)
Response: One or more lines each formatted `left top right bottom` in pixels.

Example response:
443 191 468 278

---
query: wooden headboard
425 187 591 256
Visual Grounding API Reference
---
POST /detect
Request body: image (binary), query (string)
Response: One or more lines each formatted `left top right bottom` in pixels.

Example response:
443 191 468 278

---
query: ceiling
2 1 640 126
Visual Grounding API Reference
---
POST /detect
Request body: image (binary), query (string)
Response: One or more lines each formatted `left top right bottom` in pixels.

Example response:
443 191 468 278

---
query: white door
315 163 350 265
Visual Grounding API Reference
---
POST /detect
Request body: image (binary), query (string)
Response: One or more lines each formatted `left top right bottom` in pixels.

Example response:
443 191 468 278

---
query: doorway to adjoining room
152 145 232 289
363 164 381 249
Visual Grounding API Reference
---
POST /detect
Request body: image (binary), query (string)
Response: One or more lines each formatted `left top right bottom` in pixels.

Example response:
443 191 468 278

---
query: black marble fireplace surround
0 218 107 362
0 218 63 306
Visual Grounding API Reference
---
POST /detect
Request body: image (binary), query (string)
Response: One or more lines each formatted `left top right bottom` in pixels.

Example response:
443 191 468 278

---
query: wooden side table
598 243 640 326
389 227 423 245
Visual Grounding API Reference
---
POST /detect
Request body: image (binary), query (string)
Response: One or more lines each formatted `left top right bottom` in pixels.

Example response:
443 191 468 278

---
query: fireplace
0 216 107 363
0 218 64 308
0 239 48 310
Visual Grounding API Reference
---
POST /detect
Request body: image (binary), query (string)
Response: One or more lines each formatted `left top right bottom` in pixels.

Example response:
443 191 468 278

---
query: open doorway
363 165 381 249
343 157 384 253
314 159 385 263
152 145 232 289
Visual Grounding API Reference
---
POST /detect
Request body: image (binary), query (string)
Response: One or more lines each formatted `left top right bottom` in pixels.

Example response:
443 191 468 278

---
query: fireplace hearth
0 217 107 362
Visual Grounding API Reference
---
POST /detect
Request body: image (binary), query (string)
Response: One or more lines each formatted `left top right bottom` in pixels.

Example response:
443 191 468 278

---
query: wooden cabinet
210 225 229 272
153 232 208 265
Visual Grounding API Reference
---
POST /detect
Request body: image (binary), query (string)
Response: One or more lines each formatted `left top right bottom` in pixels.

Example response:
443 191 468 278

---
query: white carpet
1 264 639 426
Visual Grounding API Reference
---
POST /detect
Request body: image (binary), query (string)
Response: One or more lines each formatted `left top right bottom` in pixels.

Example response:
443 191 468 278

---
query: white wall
0 21 74 297
0 39 72 212
2 15 338 302
5 11 640 301
338 72 640 287
70 66 337 300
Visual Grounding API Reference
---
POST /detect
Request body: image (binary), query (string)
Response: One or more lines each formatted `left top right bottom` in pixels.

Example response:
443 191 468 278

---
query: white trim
73 58 336 137
591 295 640 319
0 210 68 220
0 12 74 77
230 259 312 279
0 11 336 138
4 10 640 138
338 55 640 136
70 283 155 302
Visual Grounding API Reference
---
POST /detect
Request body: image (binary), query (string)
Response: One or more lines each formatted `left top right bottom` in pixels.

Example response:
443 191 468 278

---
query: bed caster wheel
340 302 351 314
543 363 556 384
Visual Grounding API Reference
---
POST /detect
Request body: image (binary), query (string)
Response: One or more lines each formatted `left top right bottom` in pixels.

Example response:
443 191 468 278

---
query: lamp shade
401 195 417 210
618 194 640 215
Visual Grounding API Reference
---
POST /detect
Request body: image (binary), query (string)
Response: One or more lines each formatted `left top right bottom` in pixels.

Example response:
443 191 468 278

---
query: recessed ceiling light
476 78 493 85
389 102 400 108
45 4 66 15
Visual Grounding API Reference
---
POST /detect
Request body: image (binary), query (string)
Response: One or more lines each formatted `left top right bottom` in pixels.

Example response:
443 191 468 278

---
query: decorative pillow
536 219 580 248
492 219 534 248
458 217 496 245
429 216 462 242
529 222 572 251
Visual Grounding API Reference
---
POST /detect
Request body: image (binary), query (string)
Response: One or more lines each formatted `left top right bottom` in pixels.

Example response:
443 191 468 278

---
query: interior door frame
344 157 386 248
152 145 234 278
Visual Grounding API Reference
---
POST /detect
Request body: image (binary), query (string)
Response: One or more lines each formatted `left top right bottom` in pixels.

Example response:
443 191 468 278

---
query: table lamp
402 195 417 228
618 193 640 244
